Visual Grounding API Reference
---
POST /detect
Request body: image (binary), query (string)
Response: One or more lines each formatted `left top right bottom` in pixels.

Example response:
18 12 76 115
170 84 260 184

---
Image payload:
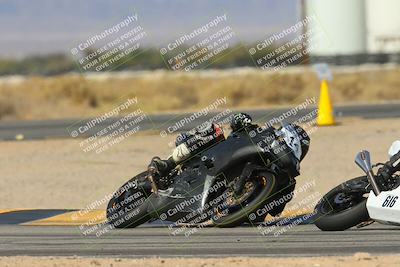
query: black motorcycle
106 126 301 228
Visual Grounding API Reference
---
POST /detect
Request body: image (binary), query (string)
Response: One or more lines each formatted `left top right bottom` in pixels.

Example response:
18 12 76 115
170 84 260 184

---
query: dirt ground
0 253 399 267
0 117 399 209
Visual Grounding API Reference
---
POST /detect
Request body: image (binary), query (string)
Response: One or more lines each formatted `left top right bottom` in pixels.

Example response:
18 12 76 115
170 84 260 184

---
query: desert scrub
0 66 399 120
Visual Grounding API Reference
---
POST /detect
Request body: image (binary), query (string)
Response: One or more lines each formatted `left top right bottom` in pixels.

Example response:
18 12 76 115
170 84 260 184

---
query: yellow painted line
0 209 26 215
281 209 313 218
265 209 313 222
22 210 106 226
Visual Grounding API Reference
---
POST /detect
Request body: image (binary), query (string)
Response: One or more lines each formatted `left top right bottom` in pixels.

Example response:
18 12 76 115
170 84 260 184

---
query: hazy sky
0 0 299 58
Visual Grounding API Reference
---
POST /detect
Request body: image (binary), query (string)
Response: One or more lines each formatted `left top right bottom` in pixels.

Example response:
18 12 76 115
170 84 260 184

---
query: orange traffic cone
317 80 335 126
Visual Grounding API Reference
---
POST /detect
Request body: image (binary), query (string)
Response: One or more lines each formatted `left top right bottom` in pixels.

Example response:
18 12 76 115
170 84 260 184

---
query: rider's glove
149 156 176 177
149 157 168 175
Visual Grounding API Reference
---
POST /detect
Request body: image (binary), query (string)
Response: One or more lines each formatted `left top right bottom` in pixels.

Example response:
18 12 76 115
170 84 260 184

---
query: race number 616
382 195 398 208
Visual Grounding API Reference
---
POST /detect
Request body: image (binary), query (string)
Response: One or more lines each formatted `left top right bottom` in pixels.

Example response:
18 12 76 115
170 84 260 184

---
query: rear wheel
212 171 277 227
314 176 370 231
106 171 153 228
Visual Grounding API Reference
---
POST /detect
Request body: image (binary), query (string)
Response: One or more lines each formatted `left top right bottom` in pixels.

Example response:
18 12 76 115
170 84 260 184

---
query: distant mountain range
0 0 298 58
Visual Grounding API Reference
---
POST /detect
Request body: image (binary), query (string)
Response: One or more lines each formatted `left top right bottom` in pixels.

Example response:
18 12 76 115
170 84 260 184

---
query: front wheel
212 171 277 227
314 176 370 231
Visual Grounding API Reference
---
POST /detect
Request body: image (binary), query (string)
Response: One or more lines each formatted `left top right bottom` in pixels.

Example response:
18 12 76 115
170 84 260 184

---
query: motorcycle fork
234 162 265 195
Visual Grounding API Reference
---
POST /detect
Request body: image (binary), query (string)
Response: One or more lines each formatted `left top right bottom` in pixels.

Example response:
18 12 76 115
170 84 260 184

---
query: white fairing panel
367 186 400 224
388 140 400 158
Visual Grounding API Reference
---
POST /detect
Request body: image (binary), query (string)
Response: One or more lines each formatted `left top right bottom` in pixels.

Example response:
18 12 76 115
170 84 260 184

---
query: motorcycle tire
106 171 153 229
314 177 370 231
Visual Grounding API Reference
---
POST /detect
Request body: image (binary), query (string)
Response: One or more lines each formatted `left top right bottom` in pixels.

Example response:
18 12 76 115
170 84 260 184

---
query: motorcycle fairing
150 131 271 218
367 186 400 225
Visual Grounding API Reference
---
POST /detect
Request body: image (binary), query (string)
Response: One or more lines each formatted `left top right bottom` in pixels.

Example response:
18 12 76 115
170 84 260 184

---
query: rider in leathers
150 113 311 217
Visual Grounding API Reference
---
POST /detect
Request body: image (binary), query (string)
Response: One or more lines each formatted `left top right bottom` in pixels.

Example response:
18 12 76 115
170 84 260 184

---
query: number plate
382 195 399 208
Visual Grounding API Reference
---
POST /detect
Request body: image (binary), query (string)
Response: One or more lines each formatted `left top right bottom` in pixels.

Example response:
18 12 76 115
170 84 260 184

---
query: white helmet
388 140 400 158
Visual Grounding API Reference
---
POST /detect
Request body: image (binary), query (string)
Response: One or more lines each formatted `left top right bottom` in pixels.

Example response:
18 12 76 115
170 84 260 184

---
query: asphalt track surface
0 224 399 257
1 103 400 140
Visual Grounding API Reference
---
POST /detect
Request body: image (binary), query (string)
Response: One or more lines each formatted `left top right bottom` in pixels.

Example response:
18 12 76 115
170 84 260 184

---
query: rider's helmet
279 123 310 162
388 140 400 158
230 113 253 132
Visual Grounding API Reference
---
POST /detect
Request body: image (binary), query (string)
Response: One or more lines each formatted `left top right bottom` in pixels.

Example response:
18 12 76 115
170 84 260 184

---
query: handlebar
371 151 400 192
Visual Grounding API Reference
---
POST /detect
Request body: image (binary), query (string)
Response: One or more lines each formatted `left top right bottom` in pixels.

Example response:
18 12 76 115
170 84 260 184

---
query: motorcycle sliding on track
106 123 308 228
314 141 400 231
